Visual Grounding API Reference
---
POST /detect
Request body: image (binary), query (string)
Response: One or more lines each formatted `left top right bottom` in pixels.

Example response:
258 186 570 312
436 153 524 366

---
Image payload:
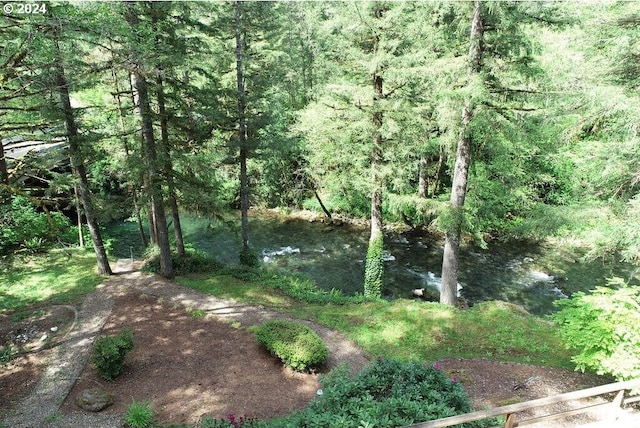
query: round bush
253 319 328 372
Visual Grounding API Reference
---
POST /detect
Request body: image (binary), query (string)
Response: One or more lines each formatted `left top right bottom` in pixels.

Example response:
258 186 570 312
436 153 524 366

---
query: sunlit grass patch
178 268 573 368
178 273 296 308
442 301 572 367
0 249 105 312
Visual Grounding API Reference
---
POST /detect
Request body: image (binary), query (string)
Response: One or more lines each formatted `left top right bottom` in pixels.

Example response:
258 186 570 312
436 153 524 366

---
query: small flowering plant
434 361 459 383
200 412 265 427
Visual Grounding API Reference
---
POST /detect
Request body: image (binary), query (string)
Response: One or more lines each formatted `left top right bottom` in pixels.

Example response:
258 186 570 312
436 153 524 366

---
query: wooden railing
403 378 640 428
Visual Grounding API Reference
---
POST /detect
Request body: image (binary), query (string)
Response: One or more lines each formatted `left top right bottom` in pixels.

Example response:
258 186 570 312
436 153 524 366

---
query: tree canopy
1 1 639 296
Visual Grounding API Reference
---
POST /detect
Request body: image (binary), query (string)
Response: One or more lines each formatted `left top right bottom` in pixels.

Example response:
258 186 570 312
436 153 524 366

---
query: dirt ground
1 272 612 427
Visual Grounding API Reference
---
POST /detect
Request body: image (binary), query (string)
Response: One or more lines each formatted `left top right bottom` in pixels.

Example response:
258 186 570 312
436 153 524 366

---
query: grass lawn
178 271 575 369
0 249 105 313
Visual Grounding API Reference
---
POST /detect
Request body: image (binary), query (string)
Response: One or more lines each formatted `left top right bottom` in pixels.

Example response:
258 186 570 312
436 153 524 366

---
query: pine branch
483 100 539 113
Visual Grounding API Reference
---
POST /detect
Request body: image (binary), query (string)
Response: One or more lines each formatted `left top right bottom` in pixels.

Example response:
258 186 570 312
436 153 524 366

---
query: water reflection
106 211 638 315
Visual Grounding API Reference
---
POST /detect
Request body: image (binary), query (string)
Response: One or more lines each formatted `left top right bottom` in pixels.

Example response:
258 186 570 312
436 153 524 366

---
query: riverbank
105 210 639 315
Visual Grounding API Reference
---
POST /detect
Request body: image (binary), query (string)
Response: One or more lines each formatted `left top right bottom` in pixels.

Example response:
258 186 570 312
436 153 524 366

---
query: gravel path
3 266 117 428
2 259 369 428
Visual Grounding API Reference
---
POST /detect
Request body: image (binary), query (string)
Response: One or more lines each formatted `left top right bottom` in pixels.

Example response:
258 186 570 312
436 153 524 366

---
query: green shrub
554 279 640 381
0 345 16 366
239 247 260 267
364 234 384 299
253 319 328 372
92 328 135 380
124 399 155 428
143 247 223 276
280 358 494 428
0 196 76 256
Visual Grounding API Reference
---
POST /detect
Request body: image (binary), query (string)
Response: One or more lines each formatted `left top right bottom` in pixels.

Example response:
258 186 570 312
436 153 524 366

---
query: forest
4 1 640 426
2 0 640 304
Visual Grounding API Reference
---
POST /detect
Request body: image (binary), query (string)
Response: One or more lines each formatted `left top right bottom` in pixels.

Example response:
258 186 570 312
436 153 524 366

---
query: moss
364 234 384 298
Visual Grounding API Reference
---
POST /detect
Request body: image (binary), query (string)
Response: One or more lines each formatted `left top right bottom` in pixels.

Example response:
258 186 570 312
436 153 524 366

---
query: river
106 210 639 315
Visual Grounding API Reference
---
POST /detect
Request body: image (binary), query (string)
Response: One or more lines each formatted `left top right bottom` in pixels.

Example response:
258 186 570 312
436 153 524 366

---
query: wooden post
613 389 625 408
504 413 515 428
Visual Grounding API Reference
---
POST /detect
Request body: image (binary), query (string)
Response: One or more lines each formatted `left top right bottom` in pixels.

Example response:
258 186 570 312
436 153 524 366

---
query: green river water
106 211 639 315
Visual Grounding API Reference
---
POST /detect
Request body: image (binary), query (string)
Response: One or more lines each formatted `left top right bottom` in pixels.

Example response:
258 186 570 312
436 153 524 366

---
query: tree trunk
54 44 111 276
113 66 147 249
0 137 8 204
156 67 185 256
364 5 385 298
314 189 332 220
143 175 158 245
441 0 483 306
418 153 429 198
370 74 384 244
73 179 84 248
131 68 173 278
433 145 446 195
128 71 158 247
235 0 251 259
126 4 173 278
0 140 8 186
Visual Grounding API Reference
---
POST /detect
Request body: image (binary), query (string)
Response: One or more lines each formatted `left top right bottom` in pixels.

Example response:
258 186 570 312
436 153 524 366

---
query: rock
412 288 439 301
77 388 114 412
456 296 470 310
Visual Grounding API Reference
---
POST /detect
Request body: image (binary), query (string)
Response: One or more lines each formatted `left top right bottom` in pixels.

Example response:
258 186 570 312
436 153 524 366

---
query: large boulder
77 388 114 412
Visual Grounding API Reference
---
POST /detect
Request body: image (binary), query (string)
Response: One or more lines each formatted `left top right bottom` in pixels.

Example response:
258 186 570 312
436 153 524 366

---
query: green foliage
142 247 224 276
364 235 384 299
92 328 135 381
253 319 328 372
580 196 640 263
186 307 207 319
0 196 76 256
554 279 640 381
196 264 364 306
434 205 467 237
124 399 155 428
281 358 494 428
384 194 442 227
0 345 16 366
301 192 370 219
239 247 260 267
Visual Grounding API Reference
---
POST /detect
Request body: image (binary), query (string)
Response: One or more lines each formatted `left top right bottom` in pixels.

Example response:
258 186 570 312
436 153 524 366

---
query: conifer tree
124 2 173 278
52 21 112 275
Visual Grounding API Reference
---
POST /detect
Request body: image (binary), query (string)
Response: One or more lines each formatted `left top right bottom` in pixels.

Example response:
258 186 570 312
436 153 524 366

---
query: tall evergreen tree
234 0 252 264
124 2 173 278
52 20 112 275
441 0 483 306
363 2 387 299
